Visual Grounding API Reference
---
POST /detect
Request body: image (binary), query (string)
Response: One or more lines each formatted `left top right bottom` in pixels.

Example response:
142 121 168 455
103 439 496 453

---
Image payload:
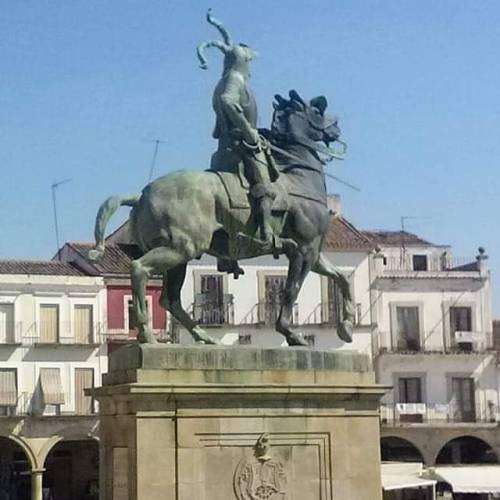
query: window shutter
74 305 93 344
40 368 65 405
75 368 94 415
40 305 59 343
0 370 17 406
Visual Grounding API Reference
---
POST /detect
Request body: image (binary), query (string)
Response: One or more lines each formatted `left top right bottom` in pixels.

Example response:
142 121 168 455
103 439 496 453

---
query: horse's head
271 90 341 148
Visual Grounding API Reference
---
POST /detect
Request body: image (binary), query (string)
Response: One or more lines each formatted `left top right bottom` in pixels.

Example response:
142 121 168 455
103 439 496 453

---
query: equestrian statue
89 10 355 347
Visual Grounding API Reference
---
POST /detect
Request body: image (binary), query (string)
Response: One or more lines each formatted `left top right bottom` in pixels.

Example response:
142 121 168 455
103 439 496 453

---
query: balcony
0 392 97 417
0 321 23 345
193 295 234 326
383 256 479 273
239 301 299 326
22 321 102 346
380 403 498 425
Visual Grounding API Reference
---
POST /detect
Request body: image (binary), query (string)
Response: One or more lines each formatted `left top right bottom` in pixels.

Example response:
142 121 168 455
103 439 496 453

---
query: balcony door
450 306 472 350
396 306 420 351
196 275 224 325
450 377 475 422
0 304 15 344
40 304 59 343
263 275 286 325
74 305 93 344
398 377 423 423
326 278 343 324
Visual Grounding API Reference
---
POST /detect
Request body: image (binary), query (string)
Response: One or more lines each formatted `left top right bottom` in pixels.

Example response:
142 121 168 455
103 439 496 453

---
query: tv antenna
399 215 431 264
51 178 72 258
324 171 361 192
144 138 167 182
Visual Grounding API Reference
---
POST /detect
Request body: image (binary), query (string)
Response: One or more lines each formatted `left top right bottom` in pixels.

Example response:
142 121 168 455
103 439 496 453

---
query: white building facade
0 261 106 500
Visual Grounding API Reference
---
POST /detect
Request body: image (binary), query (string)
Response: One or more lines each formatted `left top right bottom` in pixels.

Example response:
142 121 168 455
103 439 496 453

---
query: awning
431 466 500 493
0 370 17 406
381 463 436 491
40 368 65 405
382 474 436 491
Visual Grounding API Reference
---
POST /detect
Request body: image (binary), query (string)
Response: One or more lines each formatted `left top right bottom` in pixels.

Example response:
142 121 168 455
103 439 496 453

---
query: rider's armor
198 11 279 256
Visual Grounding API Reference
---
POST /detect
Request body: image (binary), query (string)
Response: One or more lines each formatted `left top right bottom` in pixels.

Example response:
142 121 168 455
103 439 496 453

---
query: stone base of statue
92 345 386 500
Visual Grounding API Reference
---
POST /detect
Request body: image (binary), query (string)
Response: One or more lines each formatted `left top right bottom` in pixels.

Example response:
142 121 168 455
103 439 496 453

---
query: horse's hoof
337 320 353 343
286 332 309 347
192 327 219 345
137 329 158 344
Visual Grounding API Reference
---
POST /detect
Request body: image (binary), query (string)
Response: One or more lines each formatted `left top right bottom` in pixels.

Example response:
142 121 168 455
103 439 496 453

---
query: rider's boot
217 258 245 279
250 183 282 259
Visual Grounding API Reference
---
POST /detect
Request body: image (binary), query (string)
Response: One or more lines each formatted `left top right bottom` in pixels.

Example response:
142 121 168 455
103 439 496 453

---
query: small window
450 307 472 333
238 334 252 345
412 255 428 271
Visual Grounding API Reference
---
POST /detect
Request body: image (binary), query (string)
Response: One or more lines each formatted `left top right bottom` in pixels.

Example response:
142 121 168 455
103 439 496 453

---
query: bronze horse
89 91 354 346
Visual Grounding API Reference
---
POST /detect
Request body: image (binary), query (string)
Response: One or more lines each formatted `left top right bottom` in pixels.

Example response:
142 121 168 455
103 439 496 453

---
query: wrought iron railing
380 403 498 425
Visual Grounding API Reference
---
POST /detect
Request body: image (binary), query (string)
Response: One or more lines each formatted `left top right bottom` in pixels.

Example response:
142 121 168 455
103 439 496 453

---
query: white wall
0 273 107 415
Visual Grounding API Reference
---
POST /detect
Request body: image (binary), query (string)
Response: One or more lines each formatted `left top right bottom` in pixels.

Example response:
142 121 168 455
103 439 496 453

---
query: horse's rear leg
312 253 355 343
160 265 219 345
130 247 187 344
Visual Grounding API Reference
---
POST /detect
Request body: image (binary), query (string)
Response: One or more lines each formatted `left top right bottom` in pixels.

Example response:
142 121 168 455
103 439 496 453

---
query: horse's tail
88 193 141 262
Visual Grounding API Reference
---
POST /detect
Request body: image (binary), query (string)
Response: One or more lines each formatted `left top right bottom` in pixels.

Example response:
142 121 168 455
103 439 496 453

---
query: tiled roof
0 260 86 276
322 217 374 250
361 230 434 247
67 242 140 275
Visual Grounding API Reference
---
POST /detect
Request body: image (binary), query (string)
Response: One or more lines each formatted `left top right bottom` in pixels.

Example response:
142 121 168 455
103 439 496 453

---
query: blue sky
2 1 500 310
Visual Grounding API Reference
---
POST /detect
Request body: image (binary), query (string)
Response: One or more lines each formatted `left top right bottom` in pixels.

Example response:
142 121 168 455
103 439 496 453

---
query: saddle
207 145 327 211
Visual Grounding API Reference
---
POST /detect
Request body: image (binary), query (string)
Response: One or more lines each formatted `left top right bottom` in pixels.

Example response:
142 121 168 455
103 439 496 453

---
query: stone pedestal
93 345 386 500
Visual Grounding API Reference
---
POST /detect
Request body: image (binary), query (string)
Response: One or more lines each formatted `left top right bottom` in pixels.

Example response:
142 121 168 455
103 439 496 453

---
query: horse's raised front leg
160 264 218 345
275 250 310 347
312 252 355 343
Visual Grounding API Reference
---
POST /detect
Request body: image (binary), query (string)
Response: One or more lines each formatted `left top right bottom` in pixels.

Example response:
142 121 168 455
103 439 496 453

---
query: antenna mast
51 178 72 259
145 138 167 182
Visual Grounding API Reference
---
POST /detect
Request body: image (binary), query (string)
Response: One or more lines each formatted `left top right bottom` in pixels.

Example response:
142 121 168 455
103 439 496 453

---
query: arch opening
381 436 424 463
44 438 99 500
0 436 32 500
436 436 498 465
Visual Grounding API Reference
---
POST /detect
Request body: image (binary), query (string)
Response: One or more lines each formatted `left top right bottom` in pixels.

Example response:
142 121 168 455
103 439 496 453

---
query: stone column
31 468 44 500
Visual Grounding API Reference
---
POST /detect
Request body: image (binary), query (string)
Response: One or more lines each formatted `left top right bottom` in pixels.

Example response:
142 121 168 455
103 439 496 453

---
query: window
325 278 343 324
412 255 428 271
450 377 475 422
0 369 17 415
238 334 252 345
127 299 148 331
74 368 94 415
194 274 226 325
304 334 315 347
450 307 473 350
398 378 422 403
450 307 472 333
74 305 94 344
396 306 420 351
40 368 65 415
397 377 423 423
39 304 59 343
262 275 287 325
0 304 15 344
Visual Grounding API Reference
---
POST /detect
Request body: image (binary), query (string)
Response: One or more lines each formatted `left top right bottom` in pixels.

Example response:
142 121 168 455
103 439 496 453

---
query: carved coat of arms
234 434 287 500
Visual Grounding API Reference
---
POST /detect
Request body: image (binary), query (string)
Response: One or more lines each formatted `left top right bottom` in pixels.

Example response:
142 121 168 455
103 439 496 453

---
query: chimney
327 194 342 216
